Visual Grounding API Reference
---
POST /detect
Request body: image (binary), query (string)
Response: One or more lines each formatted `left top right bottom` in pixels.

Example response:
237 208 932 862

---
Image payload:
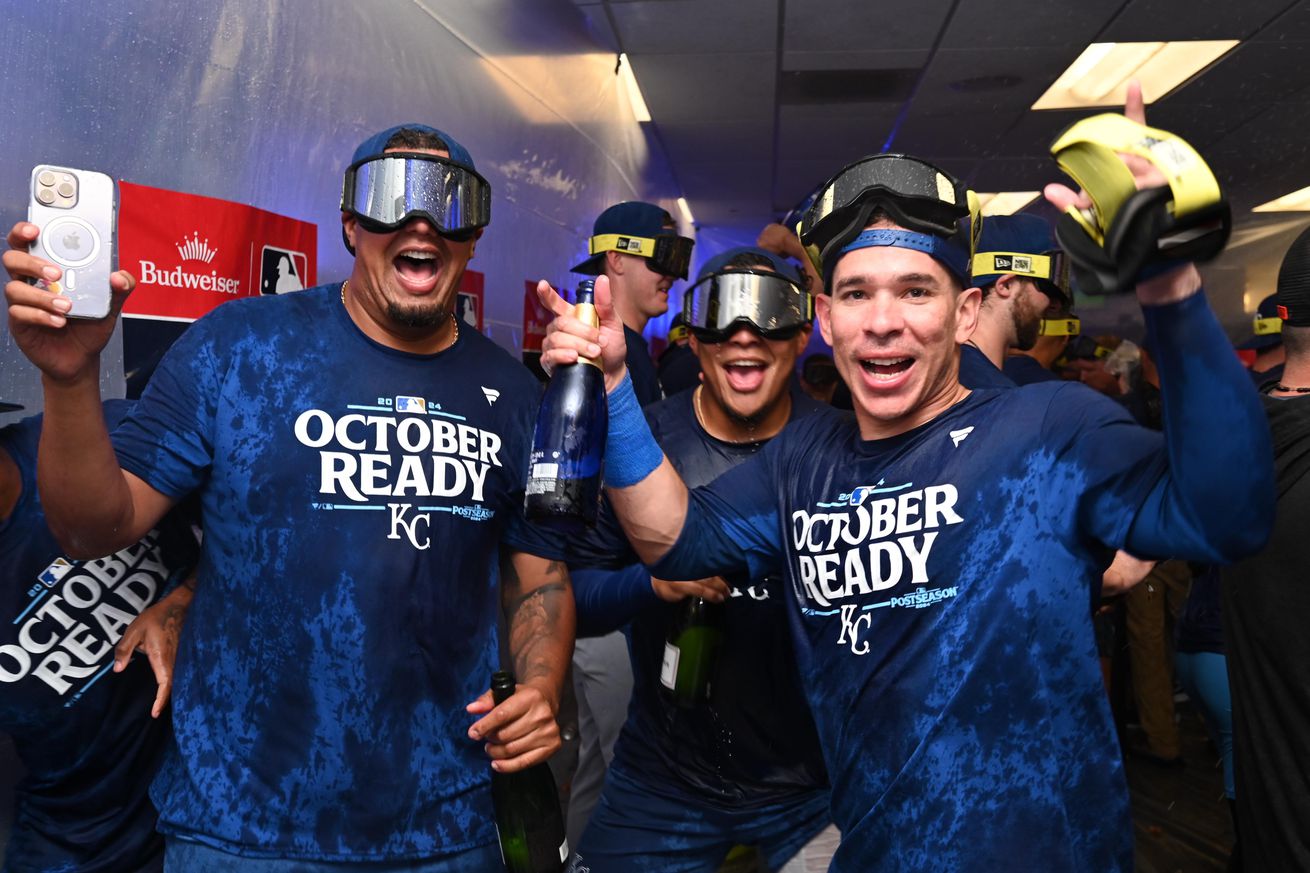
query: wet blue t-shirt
649 293 1272 871
111 285 562 861
656 386 1167 871
957 343 1016 389
1 401 198 872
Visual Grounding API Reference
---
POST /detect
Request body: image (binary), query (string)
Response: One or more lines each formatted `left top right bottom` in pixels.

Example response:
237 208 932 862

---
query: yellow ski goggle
587 233 693 279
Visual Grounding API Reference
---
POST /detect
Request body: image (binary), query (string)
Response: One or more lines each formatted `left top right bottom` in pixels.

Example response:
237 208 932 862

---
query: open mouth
859 357 914 383
393 249 441 291
722 360 768 392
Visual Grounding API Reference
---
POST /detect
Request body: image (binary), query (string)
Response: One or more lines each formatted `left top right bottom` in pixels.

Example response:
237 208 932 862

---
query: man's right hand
651 575 730 603
3 222 134 384
536 275 629 393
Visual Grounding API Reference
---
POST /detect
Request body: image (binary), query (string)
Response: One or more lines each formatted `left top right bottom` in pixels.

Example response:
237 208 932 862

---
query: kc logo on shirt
792 482 966 654
296 393 505 550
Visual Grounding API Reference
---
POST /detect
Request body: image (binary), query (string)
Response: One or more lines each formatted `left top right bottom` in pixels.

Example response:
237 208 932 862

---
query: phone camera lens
37 171 55 187
56 182 75 198
36 188 55 205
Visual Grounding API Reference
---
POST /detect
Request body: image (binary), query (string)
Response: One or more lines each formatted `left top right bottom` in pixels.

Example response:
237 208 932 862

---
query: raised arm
3 221 173 555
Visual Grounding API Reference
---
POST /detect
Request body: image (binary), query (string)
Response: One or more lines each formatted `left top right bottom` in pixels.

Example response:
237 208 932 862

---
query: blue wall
0 0 688 424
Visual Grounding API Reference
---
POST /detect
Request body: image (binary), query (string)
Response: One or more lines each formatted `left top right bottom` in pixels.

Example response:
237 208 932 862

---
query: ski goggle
800 154 975 272
586 233 694 280
1039 315 1081 337
970 249 1071 303
341 152 491 241
683 269 813 343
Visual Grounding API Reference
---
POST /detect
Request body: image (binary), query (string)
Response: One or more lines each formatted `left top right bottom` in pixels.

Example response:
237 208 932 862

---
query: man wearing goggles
1004 302 1080 386
961 213 1071 389
538 89 1273 873
565 247 831 871
4 124 573 871
573 201 694 405
565 201 693 845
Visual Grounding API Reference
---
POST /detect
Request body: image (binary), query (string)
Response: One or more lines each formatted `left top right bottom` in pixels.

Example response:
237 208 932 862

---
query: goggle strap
1253 316 1283 336
971 251 1056 282
588 233 657 258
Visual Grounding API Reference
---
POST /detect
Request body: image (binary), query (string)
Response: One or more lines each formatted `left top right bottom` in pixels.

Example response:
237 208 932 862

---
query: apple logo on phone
64 232 81 250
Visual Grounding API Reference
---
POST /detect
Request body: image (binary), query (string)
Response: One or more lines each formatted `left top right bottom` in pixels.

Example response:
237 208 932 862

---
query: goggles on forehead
683 269 813 343
588 233 694 280
971 249 1071 301
800 154 975 273
341 152 492 243
1039 315 1081 337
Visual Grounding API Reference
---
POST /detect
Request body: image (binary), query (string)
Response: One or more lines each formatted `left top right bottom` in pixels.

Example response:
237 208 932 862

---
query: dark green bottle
660 597 726 708
490 671 568 873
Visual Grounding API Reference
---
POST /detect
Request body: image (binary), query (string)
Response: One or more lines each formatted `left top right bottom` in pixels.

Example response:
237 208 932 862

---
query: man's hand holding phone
4 221 135 385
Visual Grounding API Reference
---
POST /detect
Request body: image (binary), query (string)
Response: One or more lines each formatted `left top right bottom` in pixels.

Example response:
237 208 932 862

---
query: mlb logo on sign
260 245 308 296
395 395 427 414
38 557 73 588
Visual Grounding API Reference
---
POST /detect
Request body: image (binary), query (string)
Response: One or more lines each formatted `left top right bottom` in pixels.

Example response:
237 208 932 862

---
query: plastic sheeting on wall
0 0 686 425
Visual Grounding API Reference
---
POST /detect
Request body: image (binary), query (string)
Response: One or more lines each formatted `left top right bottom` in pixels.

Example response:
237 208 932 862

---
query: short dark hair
1282 324 1310 358
724 251 775 271
383 128 450 152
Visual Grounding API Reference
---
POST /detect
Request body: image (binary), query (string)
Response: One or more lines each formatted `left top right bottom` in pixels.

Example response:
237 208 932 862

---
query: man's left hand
466 679 560 772
113 579 195 718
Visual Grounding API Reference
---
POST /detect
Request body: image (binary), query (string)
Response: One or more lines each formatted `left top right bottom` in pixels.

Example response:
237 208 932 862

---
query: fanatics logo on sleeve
482 387 500 406
949 426 974 447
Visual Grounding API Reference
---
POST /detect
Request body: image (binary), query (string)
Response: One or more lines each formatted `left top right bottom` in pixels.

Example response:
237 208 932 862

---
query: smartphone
27 164 117 319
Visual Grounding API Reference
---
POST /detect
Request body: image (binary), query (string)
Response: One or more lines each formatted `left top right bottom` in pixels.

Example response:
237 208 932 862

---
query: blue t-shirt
1003 353 1062 385
656 385 1157 871
650 292 1273 871
573 389 833 809
958 343 1016 389
624 326 664 407
0 401 198 872
111 285 563 861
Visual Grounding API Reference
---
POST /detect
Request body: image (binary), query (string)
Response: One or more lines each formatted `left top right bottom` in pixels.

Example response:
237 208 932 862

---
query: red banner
523 279 552 352
456 270 484 333
118 181 317 322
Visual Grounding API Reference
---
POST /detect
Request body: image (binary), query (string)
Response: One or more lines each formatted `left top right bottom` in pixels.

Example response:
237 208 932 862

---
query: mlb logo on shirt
38 557 73 588
395 395 426 414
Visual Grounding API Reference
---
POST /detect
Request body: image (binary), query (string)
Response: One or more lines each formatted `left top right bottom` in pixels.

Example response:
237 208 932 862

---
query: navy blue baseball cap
695 246 802 285
970 213 1069 302
350 123 477 171
572 201 691 277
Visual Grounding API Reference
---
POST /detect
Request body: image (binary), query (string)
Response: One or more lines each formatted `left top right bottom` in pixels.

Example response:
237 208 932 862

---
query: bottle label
526 461 559 495
660 642 680 690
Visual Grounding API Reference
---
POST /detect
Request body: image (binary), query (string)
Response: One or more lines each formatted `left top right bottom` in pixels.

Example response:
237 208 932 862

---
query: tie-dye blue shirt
1 401 198 872
650 294 1274 871
111 284 562 861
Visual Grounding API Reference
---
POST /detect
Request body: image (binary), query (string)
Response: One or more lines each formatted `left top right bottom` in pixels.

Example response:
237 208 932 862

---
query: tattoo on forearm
503 559 572 690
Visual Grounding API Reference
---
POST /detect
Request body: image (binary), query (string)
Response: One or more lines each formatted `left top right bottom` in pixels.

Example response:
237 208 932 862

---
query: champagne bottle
660 597 726 708
525 279 607 531
489 671 568 873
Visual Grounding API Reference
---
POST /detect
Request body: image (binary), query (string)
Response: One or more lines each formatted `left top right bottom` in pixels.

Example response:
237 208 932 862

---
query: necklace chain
339 280 459 347
693 386 764 445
